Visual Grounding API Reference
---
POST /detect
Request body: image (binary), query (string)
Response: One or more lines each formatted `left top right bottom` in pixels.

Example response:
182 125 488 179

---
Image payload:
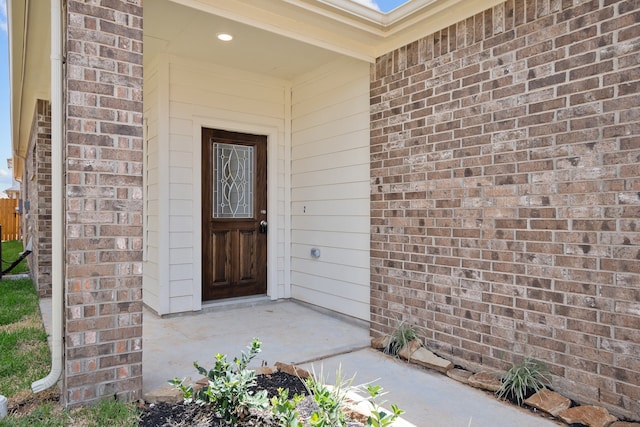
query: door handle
259 220 268 234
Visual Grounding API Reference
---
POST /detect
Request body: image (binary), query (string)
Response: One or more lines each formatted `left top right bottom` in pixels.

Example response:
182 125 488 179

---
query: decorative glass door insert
213 142 254 218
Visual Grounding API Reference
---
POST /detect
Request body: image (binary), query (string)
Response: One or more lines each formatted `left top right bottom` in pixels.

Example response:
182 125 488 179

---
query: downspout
32 0 63 393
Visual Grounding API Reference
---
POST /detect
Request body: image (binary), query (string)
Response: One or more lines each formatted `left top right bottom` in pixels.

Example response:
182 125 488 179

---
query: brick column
64 0 143 406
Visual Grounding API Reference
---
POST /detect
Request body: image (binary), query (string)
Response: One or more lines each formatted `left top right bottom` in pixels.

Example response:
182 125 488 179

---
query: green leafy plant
383 321 418 357
364 384 404 427
496 358 551 406
270 387 304 427
305 365 354 427
170 338 268 423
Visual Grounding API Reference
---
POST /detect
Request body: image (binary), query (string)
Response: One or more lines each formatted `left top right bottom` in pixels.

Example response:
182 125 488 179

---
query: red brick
63 0 143 408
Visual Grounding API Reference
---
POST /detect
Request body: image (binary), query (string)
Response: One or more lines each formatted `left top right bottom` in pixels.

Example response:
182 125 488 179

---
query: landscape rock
397 339 423 361
400 339 424 354
253 366 275 375
371 335 391 349
143 383 184 404
399 345 453 373
610 422 640 427
468 371 502 392
524 388 571 416
193 376 209 393
558 405 617 427
343 404 369 425
446 368 473 384
275 361 310 379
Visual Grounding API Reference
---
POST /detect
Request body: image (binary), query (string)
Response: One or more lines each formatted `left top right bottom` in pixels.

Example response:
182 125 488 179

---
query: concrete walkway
142 299 559 427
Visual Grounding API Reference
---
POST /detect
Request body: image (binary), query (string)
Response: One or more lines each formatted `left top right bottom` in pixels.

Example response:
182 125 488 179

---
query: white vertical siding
163 56 289 314
290 58 371 320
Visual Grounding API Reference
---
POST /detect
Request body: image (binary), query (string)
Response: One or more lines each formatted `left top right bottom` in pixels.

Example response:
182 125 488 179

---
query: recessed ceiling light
217 33 233 42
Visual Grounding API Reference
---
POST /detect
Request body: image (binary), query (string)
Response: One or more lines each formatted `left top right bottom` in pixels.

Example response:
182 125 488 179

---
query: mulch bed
138 371 365 427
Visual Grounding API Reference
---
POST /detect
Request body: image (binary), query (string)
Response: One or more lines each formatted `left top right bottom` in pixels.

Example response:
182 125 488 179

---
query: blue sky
353 0 411 12
0 0 12 194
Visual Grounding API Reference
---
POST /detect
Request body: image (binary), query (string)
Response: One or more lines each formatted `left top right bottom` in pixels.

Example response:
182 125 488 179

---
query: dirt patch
7 388 60 414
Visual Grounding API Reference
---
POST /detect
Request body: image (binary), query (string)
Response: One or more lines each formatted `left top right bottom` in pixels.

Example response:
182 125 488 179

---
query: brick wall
371 0 640 419
64 0 143 406
23 99 52 297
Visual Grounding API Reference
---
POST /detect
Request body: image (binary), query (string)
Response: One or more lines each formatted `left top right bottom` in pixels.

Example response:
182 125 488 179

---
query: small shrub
170 338 268 423
270 387 304 427
382 321 418 357
496 358 551 406
364 384 404 427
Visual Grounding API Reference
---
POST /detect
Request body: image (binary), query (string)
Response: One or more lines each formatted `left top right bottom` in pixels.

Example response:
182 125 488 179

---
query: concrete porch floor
40 297 558 426
143 298 558 427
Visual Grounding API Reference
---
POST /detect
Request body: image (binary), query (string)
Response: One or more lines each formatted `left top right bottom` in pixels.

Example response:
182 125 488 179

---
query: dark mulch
139 371 313 427
251 371 309 398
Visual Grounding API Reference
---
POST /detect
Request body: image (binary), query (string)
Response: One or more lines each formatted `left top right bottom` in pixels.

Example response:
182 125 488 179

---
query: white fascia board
8 0 51 179
303 0 505 56
7 0 26 177
375 0 506 55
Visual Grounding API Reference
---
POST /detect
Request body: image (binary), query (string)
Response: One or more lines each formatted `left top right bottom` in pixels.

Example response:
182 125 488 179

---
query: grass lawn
0 278 139 426
1 240 30 275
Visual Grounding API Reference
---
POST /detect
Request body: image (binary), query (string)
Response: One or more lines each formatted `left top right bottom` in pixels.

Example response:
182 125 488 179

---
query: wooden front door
202 128 267 301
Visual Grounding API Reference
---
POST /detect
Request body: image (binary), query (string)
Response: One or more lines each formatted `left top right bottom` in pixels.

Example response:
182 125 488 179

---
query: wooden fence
0 199 20 241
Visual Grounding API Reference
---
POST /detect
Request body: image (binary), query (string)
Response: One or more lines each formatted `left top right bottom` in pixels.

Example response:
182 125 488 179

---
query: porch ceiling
144 0 344 81
145 0 503 81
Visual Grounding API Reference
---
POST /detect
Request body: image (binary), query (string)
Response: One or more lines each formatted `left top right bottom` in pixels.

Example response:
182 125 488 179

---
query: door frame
192 116 283 310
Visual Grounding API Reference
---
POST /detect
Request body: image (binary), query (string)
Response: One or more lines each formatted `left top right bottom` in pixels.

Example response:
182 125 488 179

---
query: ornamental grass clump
382 321 418 357
304 365 354 427
496 358 551 406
